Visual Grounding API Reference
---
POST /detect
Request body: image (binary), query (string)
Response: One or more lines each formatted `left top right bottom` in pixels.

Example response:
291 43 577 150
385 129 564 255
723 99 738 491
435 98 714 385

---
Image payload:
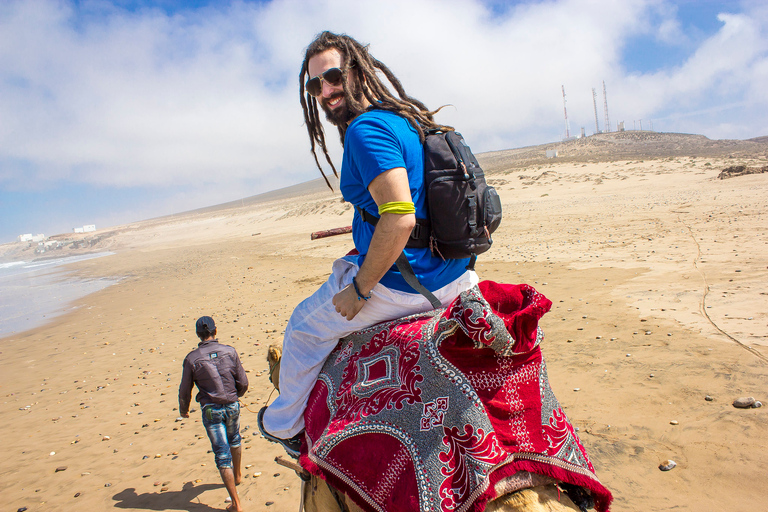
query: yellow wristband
378 201 415 215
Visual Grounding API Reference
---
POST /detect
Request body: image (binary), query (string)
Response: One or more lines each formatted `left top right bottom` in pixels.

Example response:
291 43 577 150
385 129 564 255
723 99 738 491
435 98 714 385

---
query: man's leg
225 403 243 486
219 467 242 511
230 445 242 485
203 405 242 510
262 257 478 439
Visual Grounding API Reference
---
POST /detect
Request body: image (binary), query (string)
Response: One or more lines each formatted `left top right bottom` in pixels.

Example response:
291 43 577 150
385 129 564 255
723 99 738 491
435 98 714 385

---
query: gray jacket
178 339 248 415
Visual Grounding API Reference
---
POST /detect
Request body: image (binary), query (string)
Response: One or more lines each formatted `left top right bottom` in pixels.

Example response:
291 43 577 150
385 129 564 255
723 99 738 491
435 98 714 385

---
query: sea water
0 252 118 338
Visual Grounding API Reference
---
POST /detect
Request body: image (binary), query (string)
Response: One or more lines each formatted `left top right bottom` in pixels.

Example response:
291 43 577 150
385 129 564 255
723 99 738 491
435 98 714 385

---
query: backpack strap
356 206 442 309
356 207 430 249
394 253 442 309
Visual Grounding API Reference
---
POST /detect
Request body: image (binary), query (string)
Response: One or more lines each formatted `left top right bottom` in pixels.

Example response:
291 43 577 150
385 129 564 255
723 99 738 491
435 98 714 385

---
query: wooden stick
310 226 352 240
275 455 309 477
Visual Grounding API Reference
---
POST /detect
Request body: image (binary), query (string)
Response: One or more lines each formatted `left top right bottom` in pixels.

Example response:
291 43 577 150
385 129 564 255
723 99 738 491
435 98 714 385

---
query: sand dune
1 131 767 511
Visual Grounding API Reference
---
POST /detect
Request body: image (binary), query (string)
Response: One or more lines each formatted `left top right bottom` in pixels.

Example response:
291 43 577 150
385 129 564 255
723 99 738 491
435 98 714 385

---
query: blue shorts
201 402 241 469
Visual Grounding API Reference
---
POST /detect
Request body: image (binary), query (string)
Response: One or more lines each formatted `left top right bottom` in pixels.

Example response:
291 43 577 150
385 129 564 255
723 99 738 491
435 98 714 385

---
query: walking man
179 316 248 511
258 31 478 457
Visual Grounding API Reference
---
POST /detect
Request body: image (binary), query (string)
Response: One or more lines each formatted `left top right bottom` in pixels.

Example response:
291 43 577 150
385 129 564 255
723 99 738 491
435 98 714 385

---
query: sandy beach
1 132 767 511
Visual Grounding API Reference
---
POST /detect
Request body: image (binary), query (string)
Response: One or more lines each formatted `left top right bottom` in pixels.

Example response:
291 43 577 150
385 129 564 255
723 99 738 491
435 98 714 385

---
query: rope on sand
240 357 280 414
681 217 768 364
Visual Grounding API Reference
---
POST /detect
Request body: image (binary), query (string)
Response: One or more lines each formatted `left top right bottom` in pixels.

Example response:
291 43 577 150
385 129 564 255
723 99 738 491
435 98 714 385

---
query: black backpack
422 130 502 260
358 129 502 307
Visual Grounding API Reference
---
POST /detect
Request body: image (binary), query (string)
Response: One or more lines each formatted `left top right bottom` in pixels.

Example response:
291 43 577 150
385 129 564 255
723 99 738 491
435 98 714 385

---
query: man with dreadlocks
258 31 478 457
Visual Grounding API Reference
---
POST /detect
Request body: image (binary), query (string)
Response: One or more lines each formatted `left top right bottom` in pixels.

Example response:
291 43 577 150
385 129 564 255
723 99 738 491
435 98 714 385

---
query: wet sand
1 137 767 511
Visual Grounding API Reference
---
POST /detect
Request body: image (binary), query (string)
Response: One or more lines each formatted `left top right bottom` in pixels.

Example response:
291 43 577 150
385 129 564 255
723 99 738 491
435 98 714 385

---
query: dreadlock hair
299 31 454 190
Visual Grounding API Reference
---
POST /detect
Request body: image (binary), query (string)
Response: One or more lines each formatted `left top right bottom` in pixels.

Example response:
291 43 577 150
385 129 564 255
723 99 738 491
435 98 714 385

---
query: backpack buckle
410 222 422 240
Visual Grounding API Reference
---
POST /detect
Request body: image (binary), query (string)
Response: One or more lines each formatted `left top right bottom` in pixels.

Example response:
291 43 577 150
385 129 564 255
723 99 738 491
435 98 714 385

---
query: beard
320 84 365 126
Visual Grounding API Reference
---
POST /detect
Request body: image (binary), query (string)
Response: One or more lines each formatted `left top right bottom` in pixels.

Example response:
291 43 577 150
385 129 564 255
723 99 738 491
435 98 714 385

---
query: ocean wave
0 261 27 270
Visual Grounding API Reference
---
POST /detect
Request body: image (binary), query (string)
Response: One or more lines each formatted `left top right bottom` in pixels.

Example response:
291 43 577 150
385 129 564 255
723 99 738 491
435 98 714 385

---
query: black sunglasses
305 67 343 97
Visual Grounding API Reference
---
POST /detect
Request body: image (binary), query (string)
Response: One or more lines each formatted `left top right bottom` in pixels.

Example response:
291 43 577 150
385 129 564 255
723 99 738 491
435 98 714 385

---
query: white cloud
0 0 766 210
614 8 768 135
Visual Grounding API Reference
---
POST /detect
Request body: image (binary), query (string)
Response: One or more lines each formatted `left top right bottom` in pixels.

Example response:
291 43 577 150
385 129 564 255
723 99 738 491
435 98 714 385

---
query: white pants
262 256 478 438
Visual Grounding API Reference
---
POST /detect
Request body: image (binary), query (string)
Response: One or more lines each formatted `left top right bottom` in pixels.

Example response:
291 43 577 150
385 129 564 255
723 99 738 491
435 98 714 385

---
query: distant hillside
478 131 768 173
167 132 768 217
179 174 340 217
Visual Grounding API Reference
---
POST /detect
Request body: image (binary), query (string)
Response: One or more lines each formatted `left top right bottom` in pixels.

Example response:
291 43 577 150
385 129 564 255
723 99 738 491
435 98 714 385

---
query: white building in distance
74 224 96 233
18 233 45 242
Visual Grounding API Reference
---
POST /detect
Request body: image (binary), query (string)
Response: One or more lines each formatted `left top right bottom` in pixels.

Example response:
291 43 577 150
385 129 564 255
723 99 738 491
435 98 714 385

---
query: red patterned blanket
299 281 612 512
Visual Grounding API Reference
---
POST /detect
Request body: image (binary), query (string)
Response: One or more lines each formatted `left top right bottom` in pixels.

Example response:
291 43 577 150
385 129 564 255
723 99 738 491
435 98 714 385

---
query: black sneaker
257 406 303 459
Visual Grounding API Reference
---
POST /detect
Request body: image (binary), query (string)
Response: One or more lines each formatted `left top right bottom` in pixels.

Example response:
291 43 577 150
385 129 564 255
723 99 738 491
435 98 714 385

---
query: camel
267 345 582 512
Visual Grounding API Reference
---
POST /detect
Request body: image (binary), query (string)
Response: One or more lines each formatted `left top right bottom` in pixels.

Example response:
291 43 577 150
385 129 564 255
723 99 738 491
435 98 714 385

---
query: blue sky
1 0 767 244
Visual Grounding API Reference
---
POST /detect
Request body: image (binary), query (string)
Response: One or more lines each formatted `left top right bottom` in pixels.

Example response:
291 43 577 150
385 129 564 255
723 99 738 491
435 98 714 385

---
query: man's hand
181 412 189 418
332 284 366 320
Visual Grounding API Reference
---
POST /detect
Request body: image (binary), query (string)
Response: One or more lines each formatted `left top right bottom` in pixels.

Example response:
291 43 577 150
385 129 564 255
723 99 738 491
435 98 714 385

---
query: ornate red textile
299 281 612 512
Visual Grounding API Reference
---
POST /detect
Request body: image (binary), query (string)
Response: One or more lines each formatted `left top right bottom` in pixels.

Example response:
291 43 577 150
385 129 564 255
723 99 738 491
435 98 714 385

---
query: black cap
196 316 216 335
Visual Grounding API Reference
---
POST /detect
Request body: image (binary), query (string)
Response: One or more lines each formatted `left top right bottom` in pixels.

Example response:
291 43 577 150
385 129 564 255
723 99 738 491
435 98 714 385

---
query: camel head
267 343 282 392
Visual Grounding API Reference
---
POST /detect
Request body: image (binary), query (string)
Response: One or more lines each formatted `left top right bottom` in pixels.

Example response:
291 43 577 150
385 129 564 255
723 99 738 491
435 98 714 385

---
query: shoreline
0 252 119 339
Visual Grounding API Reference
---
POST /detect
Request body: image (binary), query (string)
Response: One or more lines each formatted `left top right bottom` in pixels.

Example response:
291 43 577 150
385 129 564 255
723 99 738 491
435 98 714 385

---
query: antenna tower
592 88 600 134
602 81 610 133
561 85 571 139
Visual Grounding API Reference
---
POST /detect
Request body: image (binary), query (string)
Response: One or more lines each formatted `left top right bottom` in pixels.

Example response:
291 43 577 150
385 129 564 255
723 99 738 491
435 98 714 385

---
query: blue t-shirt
340 109 469 293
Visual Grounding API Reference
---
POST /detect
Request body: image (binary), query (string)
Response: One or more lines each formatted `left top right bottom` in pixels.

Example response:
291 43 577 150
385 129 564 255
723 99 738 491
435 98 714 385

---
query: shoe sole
257 407 300 459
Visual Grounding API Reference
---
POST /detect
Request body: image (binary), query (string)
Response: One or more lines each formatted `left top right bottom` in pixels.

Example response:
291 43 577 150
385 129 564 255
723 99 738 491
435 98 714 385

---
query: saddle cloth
299 281 612 512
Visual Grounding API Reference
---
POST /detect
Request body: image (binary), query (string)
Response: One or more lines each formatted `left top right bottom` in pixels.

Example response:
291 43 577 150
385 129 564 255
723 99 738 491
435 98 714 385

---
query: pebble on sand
733 397 756 408
55 466 67 472
705 395 714 401
753 401 763 408
670 420 679 425
659 460 677 471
